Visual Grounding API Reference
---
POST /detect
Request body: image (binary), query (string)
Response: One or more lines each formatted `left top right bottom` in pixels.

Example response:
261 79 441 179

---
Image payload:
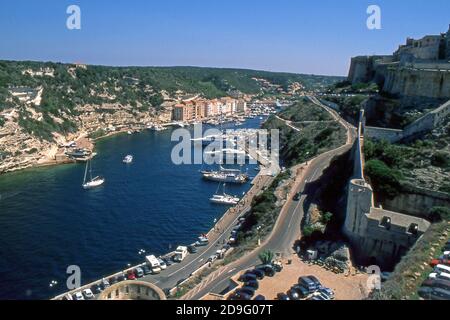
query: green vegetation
364 137 450 194
0 60 341 142
263 99 346 166
258 250 274 265
278 97 333 122
324 94 368 124
365 160 402 199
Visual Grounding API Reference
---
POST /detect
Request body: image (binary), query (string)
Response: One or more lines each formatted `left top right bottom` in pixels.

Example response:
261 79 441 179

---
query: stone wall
344 113 431 270
365 126 403 143
383 67 450 100
383 184 450 218
365 99 450 143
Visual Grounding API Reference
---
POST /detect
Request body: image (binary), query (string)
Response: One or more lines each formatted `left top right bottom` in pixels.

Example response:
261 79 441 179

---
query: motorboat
123 155 133 164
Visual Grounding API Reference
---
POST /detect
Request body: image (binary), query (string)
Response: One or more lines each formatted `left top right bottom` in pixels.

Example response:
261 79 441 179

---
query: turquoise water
0 118 264 299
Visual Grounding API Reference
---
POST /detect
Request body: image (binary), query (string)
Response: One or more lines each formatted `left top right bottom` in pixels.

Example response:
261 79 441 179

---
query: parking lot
230 254 371 300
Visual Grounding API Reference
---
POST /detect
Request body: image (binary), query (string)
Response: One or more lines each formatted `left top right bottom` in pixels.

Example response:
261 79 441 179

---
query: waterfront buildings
171 97 246 122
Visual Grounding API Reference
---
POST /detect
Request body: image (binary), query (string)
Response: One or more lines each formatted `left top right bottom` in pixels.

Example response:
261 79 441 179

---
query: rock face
348 26 450 100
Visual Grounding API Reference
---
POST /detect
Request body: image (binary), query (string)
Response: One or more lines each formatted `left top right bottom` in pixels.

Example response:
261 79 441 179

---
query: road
183 96 357 299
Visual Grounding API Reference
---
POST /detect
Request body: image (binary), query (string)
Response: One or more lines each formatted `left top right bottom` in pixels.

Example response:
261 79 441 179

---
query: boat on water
210 194 240 205
123 155 133 164
209 183 240 205
82 160 105 189
201 166 248 184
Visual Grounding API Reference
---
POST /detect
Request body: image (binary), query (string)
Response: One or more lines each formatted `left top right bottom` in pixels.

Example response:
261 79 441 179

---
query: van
173 246 188 262
146 255 162 273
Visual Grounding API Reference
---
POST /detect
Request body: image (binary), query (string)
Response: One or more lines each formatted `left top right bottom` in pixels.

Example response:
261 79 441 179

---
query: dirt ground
240 255 371 300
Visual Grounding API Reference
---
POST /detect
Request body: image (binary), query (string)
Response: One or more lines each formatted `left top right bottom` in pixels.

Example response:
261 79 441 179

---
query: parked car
307 275 321 288
63 293 73 300
238 273 257 282
188 245 198 254
208 255 218 263
298 276 317 292
254 294 266 300
127 270 136 280
293 192 301 201
422 278 450 291
163 257 174 266
135 267 144 278
244 280 259 290
109 276 118 285
142 265 152 275
158 258 167 270
418 286 450 300
73 292 84 300
430 259 450 267
277 293 290 300
82 289 94 300
291 285 310 298
258 265 275 277
237 286 256 297
230 291 252 300
92 284 103 294
318 287 335 300
101 278 110 289
247 269 265 280
272 261 283 272
287 289 301 300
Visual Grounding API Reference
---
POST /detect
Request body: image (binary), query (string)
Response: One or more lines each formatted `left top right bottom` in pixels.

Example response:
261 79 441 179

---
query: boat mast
83 161 88 184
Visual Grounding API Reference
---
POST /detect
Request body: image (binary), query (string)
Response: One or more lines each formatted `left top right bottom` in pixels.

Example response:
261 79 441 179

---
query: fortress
344 111 431 269
348 25 450 100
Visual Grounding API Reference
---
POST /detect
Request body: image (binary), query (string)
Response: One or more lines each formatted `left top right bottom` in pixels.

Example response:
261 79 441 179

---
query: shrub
365 159 402 199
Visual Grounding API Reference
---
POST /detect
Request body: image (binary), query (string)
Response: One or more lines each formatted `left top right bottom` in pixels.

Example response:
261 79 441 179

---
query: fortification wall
383 68 450 99
365 126 403 143
383 185 450 218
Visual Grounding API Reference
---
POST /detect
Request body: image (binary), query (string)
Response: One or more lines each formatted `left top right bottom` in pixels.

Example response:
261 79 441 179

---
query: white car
157 258 167 270
74 292 85 300
83 289 94 300
208 255 218 263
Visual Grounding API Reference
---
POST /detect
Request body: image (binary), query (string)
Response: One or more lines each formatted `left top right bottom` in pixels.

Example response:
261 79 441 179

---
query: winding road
182 96 357 299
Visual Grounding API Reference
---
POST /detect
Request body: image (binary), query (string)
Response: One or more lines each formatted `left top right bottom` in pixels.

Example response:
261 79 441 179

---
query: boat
82 160 105 189
209 183 240 205
123 155 133 164
201 166 248 184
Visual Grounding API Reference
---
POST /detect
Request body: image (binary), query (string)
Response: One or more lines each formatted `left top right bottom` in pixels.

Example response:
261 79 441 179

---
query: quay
52 168 275 300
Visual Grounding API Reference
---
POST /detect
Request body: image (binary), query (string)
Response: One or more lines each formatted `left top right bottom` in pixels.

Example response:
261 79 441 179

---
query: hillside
0 60 342 173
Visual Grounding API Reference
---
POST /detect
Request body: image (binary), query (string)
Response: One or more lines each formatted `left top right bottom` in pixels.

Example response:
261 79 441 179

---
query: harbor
0 116 270 300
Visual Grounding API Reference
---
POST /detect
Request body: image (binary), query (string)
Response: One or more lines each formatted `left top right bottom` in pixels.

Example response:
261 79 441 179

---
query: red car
430 259 450 267
127 270 136 280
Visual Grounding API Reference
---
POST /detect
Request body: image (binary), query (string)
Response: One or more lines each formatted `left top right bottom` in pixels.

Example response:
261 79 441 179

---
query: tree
321 212 333 224
258 250 274 265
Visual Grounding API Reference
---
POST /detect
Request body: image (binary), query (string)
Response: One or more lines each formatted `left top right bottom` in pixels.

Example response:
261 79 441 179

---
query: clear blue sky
0 0 449 76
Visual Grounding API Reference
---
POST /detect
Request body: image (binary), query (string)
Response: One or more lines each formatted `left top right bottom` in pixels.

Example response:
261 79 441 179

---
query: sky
0 0 449 76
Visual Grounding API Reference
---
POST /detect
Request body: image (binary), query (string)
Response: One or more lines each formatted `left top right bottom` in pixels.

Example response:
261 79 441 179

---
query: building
347 26 450 100
172 103 192 121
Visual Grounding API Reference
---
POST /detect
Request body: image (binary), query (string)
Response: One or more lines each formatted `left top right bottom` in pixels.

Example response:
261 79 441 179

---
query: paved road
183 96 357 299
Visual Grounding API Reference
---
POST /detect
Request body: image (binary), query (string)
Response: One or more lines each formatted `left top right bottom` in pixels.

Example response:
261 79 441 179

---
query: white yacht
210 194 240 205
209 183 240 205
123 155 133 164
82 160 105 189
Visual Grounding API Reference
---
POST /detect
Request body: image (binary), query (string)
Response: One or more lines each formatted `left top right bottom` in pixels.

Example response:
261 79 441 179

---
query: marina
0 117 267 300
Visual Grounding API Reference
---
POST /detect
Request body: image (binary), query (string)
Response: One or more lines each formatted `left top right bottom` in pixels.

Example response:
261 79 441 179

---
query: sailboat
82 159 105 189
209 183 240 205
